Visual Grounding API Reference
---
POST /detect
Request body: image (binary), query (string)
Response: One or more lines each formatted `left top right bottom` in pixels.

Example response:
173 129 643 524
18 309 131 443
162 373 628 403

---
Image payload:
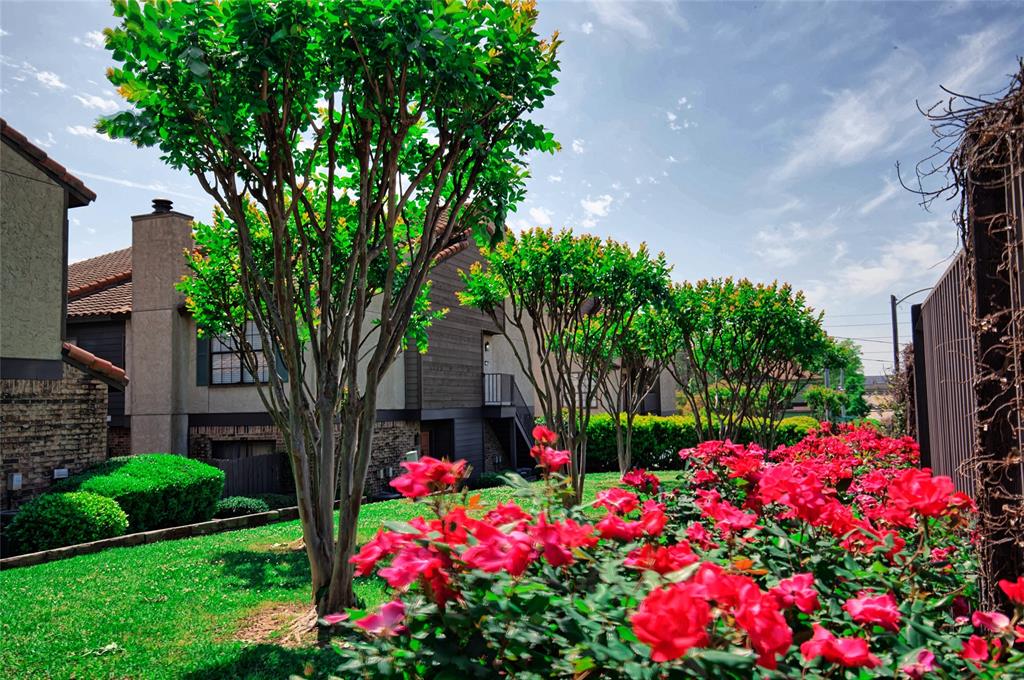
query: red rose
355 599 407 637
972 610 1010 633
842 591 902 632
998 576 1024 605
390 456 467 498
960 635 989 664
624 542 698 574
632 583 711 662
532 424 558 445
800 624 881 668
595 487 640 515
770 573 819 614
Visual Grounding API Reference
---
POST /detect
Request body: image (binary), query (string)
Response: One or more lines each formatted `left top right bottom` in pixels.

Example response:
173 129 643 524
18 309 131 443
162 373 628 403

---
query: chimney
129 198 194 455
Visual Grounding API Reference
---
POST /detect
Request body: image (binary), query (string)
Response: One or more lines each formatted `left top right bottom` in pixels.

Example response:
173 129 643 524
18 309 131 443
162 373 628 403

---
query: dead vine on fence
899 60 1024 607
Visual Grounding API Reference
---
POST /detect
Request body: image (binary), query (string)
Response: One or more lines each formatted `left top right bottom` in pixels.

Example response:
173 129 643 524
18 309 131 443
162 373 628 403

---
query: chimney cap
152 198 173 214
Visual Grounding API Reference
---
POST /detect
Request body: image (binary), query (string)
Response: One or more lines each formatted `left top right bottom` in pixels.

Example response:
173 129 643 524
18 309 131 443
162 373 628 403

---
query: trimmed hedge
214 496 270 518
585 414 819 472
54 454 225 532
6 492 128 554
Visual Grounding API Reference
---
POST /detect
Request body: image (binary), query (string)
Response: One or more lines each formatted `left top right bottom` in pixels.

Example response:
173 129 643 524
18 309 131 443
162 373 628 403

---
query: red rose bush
327 423 1024 678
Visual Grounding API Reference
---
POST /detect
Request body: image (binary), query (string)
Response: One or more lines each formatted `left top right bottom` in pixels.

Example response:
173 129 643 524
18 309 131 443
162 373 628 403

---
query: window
210 322 271 385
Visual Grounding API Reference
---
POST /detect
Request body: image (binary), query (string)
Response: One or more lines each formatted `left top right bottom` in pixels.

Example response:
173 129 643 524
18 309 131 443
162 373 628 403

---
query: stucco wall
0 142 64 362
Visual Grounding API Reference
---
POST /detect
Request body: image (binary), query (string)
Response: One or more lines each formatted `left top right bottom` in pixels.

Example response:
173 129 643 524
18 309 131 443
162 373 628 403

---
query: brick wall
483 420 507 473
365 420 420 497
188 424 286 458
0 363 108 508
107 426 131 457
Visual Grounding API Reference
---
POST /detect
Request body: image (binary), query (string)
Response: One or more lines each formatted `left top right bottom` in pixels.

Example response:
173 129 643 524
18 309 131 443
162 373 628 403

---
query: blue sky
2 1 1022 373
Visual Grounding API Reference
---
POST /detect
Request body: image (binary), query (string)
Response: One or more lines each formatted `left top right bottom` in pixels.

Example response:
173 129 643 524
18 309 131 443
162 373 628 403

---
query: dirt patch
234 601 316 648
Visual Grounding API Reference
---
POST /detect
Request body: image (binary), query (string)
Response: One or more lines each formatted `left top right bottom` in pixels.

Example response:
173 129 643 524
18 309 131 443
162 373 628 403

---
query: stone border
0 506 302 570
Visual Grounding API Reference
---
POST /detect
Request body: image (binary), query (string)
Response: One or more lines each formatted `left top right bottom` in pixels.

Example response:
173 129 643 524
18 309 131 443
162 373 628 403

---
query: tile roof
68 247 132 290
1 118 97 207
67 247 133 319
62 342 128 388
68 280 133 318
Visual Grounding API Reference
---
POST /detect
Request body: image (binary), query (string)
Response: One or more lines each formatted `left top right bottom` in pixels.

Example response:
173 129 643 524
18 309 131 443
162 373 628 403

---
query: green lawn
0 471 668 679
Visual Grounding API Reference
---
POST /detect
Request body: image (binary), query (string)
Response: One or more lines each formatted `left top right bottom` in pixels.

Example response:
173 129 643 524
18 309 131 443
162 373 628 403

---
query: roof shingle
1 118 97 207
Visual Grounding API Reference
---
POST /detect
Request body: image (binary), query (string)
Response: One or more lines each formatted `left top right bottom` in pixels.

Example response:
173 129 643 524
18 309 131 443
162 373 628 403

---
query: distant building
66 200 535 497
1 119 127 508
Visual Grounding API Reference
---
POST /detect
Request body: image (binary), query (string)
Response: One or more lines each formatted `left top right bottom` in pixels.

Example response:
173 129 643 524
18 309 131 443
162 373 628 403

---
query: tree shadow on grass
180 643 342 680
211 548 312 591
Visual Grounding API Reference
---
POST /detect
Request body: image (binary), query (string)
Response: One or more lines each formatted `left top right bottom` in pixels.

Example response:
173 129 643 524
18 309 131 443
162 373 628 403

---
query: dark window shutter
275 346 289 382
196 334 210 386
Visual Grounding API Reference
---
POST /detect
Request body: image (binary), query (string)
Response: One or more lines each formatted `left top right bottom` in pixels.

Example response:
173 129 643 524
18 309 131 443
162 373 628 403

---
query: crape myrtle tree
669 278 830 448
459 228 671 501
99 0 560 613
596 302 681 473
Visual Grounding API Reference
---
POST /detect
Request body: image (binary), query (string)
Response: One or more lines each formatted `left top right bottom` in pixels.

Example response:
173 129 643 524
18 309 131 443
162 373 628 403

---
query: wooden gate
204 453 290 497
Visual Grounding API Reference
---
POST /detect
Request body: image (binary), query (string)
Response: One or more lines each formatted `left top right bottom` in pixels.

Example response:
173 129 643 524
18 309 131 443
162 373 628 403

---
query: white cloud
0 28 9 37
580 194 615 226
581 21 594 35
73 31 106 49
74 94 119 113
71 169 203 201
571 139 585 154
667 155 679 163
837 221 954 295
859 176 901 215
592 2 652 41
775 23 1018 181
32 132 56 149
548 174 563 183
677 96 687 107
753 220 838 267
66 125 121 143
528 206 552 226
35 70 66 90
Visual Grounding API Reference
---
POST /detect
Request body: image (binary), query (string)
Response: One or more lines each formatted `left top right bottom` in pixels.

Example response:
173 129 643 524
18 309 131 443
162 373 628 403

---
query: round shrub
7 492 128 554
214 496 270 518
54 454 225 532
253 493 297 510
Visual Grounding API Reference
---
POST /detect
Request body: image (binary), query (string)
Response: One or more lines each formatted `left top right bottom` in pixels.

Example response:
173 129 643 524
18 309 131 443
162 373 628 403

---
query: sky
2 1 1022 374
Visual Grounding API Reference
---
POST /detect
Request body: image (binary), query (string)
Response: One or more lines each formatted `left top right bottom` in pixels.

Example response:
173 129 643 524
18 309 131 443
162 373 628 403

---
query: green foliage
823 338 871 418
7 492 128 554
460 227 673 496
214 496 271 519
55 454 225 532
670 278 829 445
804 385 848 421
253 493 298 510
585 414 818 472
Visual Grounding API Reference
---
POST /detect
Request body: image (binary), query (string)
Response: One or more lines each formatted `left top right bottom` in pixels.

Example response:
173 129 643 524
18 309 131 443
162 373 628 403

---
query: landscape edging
0 505 303 570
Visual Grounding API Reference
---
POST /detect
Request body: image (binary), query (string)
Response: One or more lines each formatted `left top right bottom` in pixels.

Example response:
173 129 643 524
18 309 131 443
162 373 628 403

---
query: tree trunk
615 412 628 473
623 410 635 472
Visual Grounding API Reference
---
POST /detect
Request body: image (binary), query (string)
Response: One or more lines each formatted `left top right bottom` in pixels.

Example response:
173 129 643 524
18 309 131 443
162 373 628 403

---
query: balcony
483 372 513 406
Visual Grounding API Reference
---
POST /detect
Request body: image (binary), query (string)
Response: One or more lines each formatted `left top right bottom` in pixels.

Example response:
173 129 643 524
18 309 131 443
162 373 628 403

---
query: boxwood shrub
214 496 270 518
586 414 820 472
6 491 128 554
54 454 225 532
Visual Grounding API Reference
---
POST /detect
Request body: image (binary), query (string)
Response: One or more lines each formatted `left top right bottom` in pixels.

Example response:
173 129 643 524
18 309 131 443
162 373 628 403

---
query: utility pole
890 293 900 374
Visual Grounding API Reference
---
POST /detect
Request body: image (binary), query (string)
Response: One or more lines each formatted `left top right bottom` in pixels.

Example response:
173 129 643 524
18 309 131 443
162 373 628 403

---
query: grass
0 471 673 679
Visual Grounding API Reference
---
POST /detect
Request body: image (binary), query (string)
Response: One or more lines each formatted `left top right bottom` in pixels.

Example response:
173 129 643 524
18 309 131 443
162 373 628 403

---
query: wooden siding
67 319 127 416
420 247 498 410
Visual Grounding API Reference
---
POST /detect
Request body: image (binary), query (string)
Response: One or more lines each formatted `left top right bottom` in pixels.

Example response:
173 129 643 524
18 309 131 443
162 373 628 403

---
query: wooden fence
203 452 291 496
